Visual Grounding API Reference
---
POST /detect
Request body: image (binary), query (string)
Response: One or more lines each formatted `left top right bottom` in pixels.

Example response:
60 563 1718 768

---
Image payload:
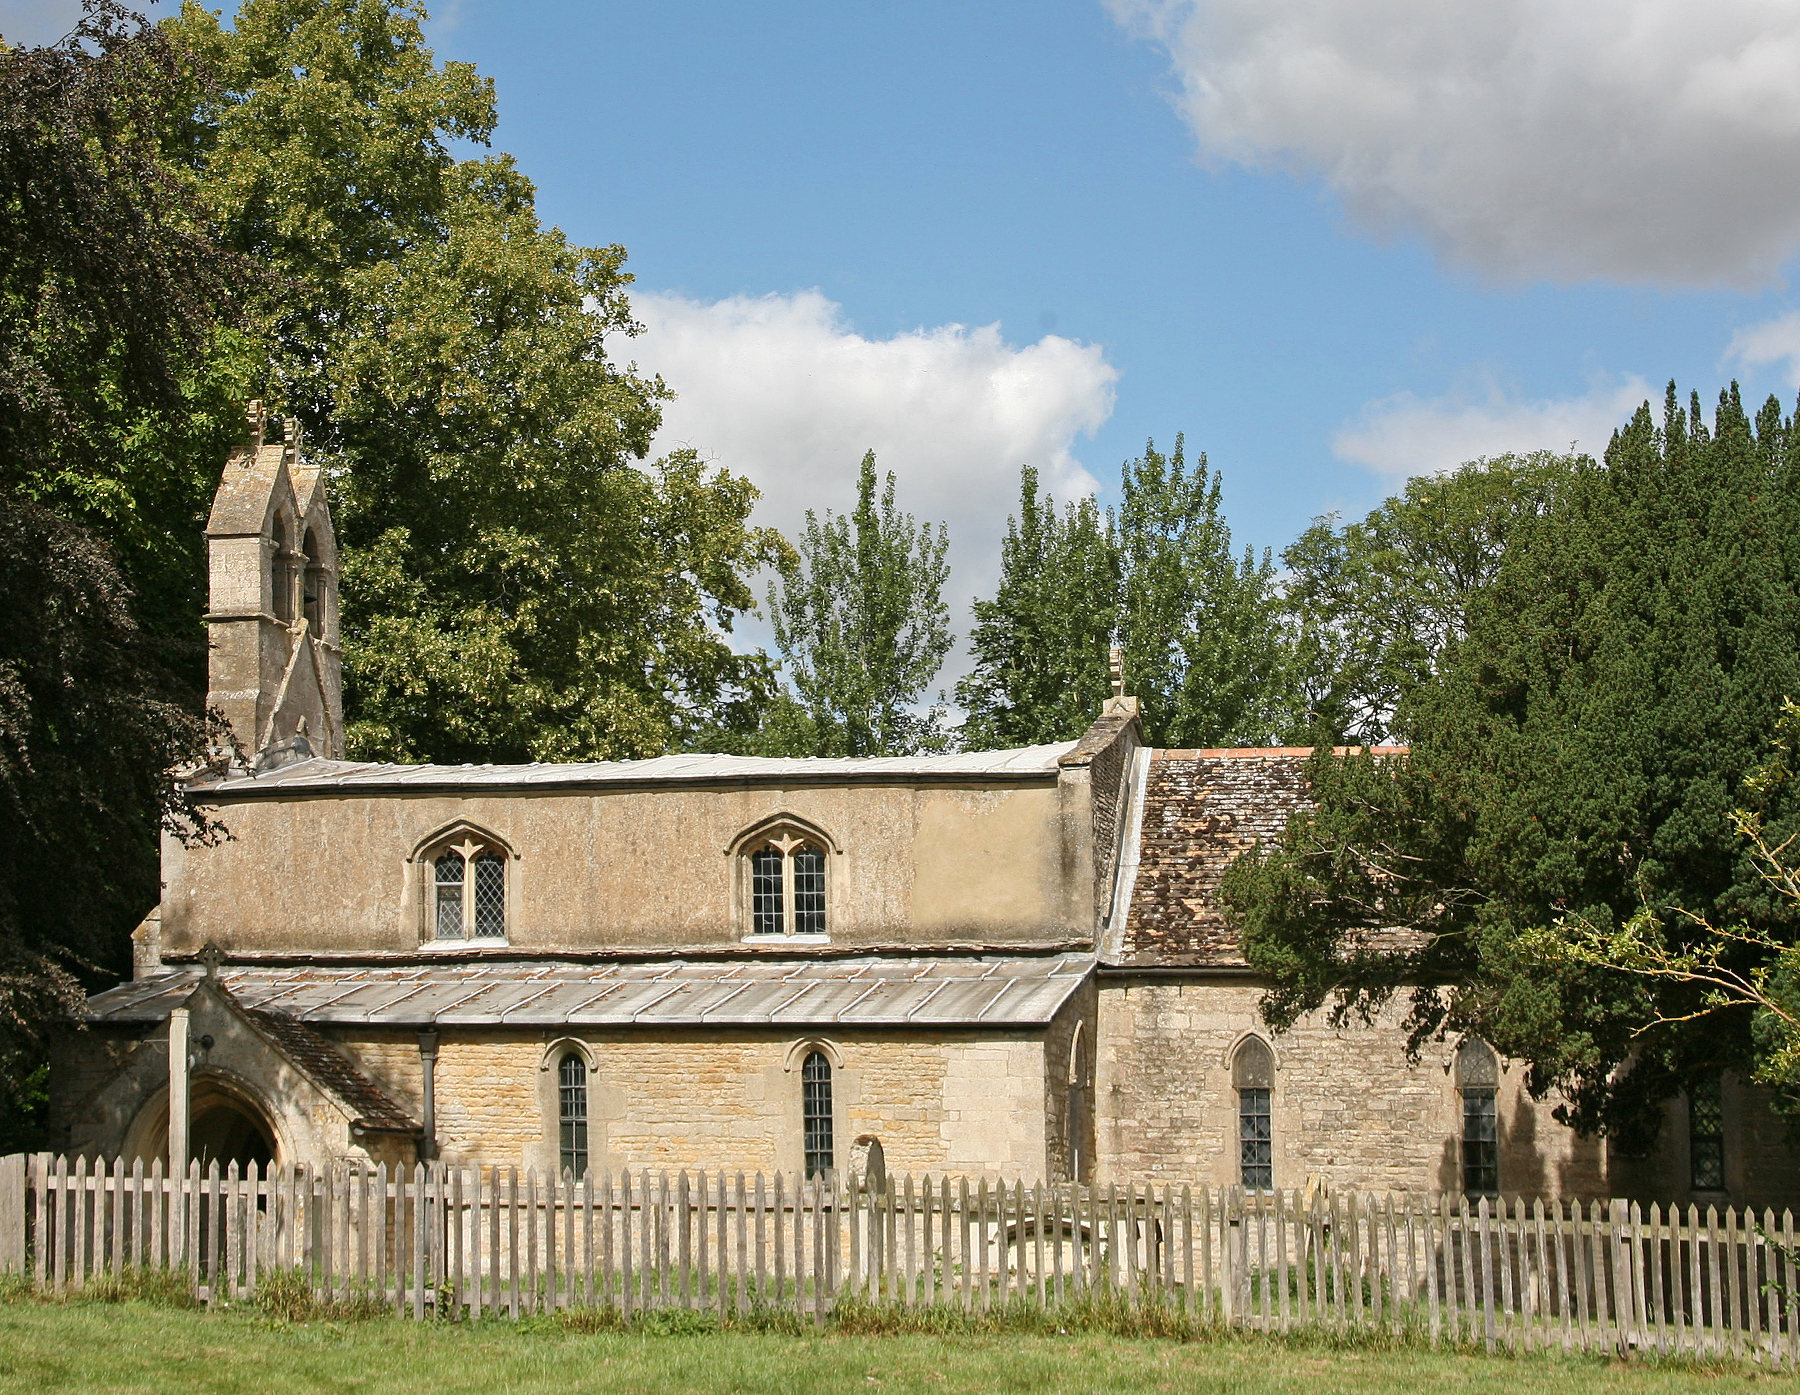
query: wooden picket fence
3 1152 1797 1362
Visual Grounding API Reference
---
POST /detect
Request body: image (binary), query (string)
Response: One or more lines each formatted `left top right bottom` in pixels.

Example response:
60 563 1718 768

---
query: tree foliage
168 0 780 761
1282 452 1577 745
768 450 952 757
1224 386 1800 1142
957 465 1118 748
1116 435 1295 748
961 440 1295 750
0 2 231 1112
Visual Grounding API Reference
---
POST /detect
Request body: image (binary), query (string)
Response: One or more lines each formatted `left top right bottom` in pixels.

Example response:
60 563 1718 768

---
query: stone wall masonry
1093 979 1609 1199
336 1028 1052 1181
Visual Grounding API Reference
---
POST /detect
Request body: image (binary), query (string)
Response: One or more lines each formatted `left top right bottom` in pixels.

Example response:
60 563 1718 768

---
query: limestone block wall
1093 979 1609 1199
333 1028 1057 1181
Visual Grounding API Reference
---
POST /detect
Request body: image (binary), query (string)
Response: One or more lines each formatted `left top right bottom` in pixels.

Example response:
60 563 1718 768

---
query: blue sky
11 0 1800 665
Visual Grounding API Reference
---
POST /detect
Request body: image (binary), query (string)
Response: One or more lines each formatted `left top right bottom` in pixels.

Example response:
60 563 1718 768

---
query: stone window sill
741 934 831 946
421 938 510 950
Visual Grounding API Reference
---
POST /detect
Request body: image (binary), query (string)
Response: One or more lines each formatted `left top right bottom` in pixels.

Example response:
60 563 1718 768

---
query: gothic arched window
1456 1038 1500 1196
1233 1036 1274 1192
559 1052 589 1179
743 829 828 938
424 831 509 942
802 1050 833 1179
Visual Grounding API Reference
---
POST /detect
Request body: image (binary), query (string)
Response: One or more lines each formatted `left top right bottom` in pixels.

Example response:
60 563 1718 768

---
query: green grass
0 1295 1784 1395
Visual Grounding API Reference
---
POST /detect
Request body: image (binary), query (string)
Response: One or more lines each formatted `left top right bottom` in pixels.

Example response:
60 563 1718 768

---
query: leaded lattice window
745 832 828 938
474 853 506 938
1457 1038 1500 1196
434 852 464 940
424 834 508 942
559 1053 589 1179
1690 1076 1725 1191
1233 1037 1274 1191
802 1050 833 1179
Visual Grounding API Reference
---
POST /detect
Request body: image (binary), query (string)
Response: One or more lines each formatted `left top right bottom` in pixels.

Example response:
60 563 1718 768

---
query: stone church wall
1093 979 1609 1199
332 1027 1064 1182
162 779 1076 957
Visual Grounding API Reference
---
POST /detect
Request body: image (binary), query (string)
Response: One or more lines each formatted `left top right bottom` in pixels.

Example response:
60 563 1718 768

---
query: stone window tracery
423 832 509 942
744 830 827 938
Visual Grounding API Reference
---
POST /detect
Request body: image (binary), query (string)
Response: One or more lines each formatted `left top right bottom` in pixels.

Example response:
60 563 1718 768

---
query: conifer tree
768 450 952 756
1225 385 1800 1140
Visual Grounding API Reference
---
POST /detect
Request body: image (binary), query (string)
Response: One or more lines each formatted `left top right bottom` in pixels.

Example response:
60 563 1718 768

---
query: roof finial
1109 645 1125 699
199 942 225 982
245 399 267 453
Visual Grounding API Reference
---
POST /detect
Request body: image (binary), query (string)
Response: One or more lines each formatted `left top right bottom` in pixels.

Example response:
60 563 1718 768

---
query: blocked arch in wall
408 820 520 944
727 813 843 940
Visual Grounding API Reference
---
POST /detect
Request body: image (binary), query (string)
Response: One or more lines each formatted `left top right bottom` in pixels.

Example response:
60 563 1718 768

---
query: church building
48 408 1800 1210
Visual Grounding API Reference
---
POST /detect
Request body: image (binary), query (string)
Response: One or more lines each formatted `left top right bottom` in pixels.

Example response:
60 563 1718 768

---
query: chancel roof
196 742 1077 796
88 954 1094 1030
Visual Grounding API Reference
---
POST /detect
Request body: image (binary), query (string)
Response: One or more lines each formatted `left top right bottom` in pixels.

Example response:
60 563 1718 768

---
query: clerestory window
427 834 507 942
745 832 827 937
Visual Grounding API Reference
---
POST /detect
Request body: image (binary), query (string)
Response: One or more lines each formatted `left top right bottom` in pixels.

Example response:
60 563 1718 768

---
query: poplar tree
957 465 1119 748
768 450 952 756
1115 435 1298 748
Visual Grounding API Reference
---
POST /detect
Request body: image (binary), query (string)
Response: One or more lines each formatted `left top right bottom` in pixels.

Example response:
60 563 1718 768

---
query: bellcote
205 401 343 768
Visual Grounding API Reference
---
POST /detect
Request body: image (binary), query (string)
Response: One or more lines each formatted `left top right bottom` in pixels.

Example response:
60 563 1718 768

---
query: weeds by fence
1 1152 1793 1364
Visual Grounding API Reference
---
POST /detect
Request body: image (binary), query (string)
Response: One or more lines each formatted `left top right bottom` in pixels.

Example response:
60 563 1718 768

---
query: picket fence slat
2 1149 1794 1363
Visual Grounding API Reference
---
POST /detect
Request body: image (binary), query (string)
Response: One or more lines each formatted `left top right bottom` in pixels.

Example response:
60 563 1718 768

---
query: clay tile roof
1108 749 1317 968
247 1008 417 1134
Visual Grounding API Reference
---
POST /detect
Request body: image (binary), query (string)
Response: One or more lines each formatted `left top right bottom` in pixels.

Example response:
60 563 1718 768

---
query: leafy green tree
0 1 232 1118
1116 435 1298 748
768 450 952 757
1282 452 1577 744
1224 385 1800 1143
957 464 1119 748
168 0 779 761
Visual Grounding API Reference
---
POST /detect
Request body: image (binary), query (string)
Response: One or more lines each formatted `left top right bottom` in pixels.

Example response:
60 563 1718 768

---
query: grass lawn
0 1300 1785 1395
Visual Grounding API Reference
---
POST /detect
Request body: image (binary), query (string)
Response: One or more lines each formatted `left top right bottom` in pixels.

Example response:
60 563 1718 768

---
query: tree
0 1 233 1117
1116 435 1297 748
1282 452 1577 744
957 464 1119 748
1224 385 1800 1143
768 450 952 756
167 0 780 761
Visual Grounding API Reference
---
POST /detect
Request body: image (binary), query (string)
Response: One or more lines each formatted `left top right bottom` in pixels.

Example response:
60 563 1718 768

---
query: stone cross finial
198 942 225 981
1109 645 1125 698
245 400 267 452
282 417 303 462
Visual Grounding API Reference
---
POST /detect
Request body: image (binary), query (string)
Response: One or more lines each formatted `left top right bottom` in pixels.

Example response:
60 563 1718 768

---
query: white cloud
628 289 1119 677
1728 311 1800 387
1108 0 1800 286
1333 376 1653 479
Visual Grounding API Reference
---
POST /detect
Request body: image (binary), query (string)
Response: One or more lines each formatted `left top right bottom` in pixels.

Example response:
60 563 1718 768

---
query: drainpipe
168 1007 189 1174
417 1029 439 1162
